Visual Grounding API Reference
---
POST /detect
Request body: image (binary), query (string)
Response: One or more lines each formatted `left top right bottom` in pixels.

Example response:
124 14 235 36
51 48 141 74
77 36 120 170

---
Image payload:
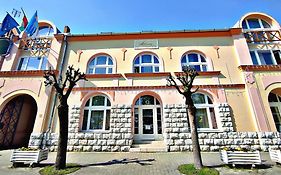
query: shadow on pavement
79 158 156 167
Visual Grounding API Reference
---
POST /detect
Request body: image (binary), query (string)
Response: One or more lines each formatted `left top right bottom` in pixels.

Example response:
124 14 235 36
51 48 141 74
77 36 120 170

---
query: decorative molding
134 39 158 49
167 47 173 59
0 70 58 77
71 84 245 91
174 71 221 77
238 65 281 71
66 29 242 42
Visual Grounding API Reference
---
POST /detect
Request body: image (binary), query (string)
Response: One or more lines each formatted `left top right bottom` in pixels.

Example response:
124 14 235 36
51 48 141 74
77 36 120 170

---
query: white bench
220 150 262 167
10 148 48 167
269 149 281 164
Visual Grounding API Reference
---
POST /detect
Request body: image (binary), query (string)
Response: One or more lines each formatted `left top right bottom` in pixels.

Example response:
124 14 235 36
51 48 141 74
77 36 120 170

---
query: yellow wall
225 88 257 131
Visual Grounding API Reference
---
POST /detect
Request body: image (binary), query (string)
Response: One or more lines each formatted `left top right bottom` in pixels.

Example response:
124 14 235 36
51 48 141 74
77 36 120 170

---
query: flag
0 13 19 37
25 11 38 36
19 8 28 32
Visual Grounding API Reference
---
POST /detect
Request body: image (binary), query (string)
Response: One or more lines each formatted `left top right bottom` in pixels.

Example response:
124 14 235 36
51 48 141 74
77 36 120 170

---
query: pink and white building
0 12 281 152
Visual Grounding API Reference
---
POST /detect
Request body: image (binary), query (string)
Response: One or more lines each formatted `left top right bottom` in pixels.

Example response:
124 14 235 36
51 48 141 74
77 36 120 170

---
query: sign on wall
134 39 158 50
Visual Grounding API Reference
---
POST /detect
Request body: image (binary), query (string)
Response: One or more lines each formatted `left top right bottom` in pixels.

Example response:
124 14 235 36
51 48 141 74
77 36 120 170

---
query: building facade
1 12 281 152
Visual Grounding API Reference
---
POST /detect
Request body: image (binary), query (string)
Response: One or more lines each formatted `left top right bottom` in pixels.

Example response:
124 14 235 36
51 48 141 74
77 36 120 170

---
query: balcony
19 37 52 56
244 30 281 43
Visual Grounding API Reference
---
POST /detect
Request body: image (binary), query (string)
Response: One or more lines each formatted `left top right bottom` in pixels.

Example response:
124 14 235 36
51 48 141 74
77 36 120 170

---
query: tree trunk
55 102 69 170
186 98 203 169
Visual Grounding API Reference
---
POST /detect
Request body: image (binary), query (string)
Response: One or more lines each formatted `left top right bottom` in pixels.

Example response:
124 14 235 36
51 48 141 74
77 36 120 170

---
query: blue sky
0 0 280 34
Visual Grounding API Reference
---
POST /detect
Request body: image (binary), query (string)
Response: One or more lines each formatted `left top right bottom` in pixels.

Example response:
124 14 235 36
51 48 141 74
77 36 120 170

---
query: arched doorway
0 95 37 149
268 89 281 132
133 95 163 141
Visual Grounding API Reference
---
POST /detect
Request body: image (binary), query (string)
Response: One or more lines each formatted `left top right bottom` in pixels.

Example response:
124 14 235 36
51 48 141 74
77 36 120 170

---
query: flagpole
21 8 27 16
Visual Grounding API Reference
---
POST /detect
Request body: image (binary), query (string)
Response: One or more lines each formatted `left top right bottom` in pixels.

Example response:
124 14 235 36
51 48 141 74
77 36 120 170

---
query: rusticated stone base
29 103 281 152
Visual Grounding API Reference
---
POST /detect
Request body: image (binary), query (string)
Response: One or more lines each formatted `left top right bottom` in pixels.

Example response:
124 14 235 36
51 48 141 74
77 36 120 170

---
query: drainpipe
42 26 70 148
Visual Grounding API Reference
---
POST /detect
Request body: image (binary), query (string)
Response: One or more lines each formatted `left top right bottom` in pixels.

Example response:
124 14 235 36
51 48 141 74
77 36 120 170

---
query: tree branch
167 75 184 95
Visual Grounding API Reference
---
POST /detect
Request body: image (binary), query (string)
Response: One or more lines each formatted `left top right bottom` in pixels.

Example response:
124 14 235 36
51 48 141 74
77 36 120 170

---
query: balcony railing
244 30 281 43
19 37 52 56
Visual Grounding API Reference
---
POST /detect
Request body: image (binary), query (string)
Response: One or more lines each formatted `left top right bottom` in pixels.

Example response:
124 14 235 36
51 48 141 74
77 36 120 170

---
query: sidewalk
0 150 280 175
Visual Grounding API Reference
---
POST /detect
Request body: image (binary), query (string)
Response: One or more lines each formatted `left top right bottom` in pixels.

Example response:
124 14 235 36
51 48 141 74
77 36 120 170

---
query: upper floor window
37 26 54 37
134 54 160 73
82 95 111 131
87 55 114 74
192 93 217 129
242 18 271 30
181 53 207 71
250 50 281 65
17 56 48 70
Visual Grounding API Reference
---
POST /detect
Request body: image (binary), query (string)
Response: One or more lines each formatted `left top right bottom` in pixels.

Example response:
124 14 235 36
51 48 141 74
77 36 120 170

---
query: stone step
129 147 167 153
129 141 167 152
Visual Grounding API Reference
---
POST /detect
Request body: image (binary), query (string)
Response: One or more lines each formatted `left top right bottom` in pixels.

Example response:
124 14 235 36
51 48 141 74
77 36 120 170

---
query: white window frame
17 56 48 70
83 95 111 131
193 93 218 131
87 55 114 74
250 49 280 65
181 53 208 72
134 95 162 140
269 93 281 132
133 54 160 73
243 18 272 31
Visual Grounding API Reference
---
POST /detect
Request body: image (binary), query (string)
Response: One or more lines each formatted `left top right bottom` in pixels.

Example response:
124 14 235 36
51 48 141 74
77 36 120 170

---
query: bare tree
167 66 203 169
44 65 87 169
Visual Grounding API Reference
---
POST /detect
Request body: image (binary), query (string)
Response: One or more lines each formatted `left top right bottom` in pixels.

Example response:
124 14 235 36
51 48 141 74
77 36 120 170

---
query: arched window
192 93 217 129
181 53 207 71
133 54 160 73
87 55 114 74
242 18 271 30
37 26 54 37
268 92 281 132
82 95 111 131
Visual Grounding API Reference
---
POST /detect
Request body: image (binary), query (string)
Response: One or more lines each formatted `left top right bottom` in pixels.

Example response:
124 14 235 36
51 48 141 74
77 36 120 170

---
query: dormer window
242 18 271 30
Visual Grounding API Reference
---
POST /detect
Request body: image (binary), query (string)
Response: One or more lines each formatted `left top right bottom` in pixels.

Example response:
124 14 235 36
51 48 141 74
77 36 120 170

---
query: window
133 54 160 73
268 93 281 132
181 53 207 71
192 93 217 129
87 55 114 74
250 50 281 65
82 95 111 131
17 56 48 70
242 18 271 30
37 26 54 37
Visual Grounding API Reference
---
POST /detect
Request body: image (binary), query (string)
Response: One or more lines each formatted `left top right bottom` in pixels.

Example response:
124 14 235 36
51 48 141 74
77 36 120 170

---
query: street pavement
0 150 281 175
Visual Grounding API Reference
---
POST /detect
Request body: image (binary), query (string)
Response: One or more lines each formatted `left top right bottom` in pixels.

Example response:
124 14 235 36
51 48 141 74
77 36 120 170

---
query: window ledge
80 130 111 133
0 70 58 77
198 129 223 133
125 72 171 78
238 65 281 71
174 71 221 77
85 73 123 79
